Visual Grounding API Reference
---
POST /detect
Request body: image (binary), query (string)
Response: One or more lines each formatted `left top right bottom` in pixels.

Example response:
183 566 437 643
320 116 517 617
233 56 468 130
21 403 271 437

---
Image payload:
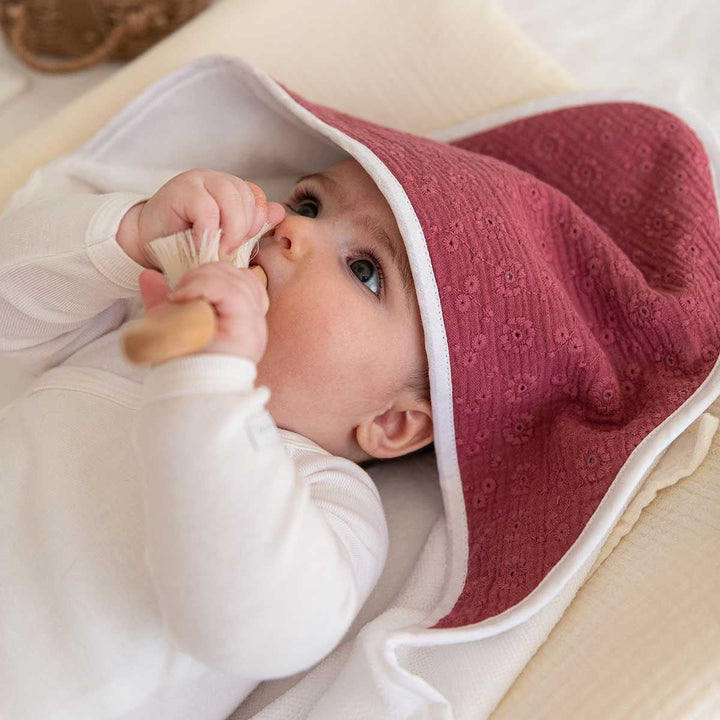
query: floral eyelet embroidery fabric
283 91 720 629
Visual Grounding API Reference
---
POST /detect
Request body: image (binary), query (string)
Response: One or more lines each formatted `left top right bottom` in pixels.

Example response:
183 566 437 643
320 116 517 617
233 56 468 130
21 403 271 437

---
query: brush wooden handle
122 265 268 365
123 299 217 365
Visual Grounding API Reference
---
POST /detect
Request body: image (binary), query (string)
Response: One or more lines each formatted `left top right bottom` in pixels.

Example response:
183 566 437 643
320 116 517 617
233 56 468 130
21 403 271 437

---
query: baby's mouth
249 232 274 292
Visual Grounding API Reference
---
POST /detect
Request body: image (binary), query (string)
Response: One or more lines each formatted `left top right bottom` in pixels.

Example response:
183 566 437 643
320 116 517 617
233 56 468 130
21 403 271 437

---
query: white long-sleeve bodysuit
0 166 389 720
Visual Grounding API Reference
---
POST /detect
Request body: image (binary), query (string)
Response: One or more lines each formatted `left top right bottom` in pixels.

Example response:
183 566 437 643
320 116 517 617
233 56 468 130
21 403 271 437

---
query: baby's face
253 159 430 461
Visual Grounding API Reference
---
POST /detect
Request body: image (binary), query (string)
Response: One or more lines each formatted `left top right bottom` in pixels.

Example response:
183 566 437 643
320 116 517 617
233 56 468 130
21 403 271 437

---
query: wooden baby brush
122 223 271 365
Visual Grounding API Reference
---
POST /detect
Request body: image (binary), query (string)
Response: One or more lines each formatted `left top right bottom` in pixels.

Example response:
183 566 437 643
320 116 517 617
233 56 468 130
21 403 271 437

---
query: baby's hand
139 261 270 364
117 169 286 269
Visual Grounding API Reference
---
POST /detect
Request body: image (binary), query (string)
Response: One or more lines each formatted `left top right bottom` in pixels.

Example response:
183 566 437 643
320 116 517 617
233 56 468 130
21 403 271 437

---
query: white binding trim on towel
388 87 720 646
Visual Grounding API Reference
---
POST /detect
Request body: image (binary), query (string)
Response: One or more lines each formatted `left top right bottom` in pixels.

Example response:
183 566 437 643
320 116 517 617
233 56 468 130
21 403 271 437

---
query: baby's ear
355 397 433 460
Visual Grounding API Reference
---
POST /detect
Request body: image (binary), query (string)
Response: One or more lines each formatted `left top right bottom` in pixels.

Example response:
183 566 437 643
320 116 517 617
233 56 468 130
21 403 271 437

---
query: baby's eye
284 189 319 218
349 256 383 296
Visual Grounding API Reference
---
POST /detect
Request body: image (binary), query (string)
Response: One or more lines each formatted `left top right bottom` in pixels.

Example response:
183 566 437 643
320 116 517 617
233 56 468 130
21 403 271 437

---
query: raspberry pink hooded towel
18 55 720 717
272 62 720 629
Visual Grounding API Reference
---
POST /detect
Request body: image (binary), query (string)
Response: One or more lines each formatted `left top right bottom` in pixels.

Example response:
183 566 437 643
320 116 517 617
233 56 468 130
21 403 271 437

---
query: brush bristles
146 222 272 289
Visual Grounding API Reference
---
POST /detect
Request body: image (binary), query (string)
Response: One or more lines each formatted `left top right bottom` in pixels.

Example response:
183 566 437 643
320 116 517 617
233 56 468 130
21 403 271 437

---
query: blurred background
1 0 718 149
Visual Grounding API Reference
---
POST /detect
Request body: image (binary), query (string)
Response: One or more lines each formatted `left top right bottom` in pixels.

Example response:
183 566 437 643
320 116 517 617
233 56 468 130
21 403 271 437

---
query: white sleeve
134 354 389 678
0 167 149 374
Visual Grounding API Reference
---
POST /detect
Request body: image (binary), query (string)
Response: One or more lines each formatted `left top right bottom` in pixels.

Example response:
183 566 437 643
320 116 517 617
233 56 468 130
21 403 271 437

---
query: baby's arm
131 183 387 674
0 161 150 373
0 165 282 374
136 360 388 678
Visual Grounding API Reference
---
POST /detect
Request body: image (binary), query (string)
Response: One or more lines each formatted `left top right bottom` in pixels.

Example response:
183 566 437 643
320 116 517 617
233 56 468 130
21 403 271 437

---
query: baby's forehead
325 159 380 194
322 160 399 223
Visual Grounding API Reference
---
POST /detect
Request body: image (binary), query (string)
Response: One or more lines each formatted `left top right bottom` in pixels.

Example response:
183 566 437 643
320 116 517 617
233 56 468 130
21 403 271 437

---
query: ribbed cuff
142 353 263 401
85 192 151 291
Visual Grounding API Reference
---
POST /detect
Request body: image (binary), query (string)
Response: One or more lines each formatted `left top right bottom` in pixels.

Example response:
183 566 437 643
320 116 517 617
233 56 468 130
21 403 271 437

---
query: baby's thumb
267 201 286 227
139 269 171 313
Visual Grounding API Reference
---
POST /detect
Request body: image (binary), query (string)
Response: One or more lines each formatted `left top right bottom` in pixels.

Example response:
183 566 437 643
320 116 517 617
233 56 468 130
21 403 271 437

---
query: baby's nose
261 223 291 253
276 220 316 260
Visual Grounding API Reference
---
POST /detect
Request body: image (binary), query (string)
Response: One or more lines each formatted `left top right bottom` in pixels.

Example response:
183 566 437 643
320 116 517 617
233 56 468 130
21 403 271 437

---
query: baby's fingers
201 174 255 254
243 184 286 234
168 264 269 316
266 201 286 228
138 269 171 312
214 177 285 258
175 189 221 247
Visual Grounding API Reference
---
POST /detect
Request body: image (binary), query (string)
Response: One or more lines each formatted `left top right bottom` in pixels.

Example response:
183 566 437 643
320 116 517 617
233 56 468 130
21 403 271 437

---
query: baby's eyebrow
295 172 415 301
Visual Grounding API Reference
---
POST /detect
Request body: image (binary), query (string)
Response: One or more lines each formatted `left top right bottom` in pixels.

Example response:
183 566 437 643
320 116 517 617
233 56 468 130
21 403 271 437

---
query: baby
0 157 432 718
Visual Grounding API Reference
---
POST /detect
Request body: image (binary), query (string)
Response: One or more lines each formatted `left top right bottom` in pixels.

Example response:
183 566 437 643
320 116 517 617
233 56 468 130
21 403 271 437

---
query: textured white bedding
502 0 720 132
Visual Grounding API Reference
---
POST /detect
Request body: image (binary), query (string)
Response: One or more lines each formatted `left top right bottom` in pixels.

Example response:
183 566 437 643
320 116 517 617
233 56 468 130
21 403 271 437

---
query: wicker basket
0 0 211 73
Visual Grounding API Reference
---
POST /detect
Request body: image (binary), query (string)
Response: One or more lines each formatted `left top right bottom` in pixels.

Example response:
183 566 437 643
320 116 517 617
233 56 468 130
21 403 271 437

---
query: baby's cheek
265 298 334 376
321 312 375 378
264 286 388 403
319 308 395 398
299 307 356 378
